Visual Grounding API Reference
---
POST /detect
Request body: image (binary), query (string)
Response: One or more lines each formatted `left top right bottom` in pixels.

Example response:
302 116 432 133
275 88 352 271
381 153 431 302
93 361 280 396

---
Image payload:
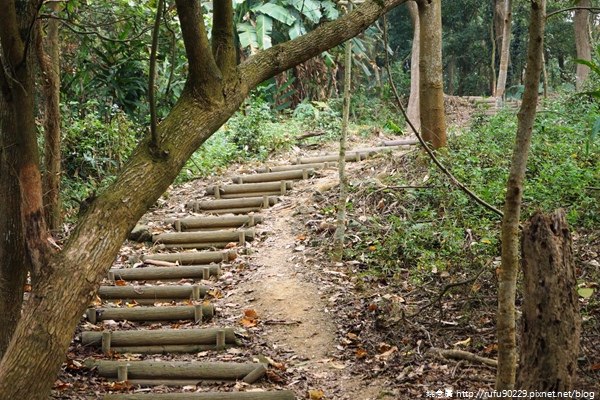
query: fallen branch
428 347 498 367
296 129 327 141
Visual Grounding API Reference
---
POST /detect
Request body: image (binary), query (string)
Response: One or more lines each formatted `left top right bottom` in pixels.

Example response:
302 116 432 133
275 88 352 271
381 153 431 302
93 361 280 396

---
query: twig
428 347 498 367
382 15 505 221
584 186 600 190
418 262 488 313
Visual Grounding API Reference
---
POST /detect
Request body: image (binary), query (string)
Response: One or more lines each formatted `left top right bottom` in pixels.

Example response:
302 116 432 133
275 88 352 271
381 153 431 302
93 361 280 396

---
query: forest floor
54 98 599 399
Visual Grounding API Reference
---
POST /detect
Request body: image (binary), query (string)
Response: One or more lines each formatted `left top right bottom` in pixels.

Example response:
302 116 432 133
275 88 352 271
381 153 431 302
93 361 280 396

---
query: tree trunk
0 61 29 359
496 0 546 393
495 0 512 99
0 0 409 398
517 209 580 391
333 1 353 261
406 1 420 131
574 0 592 90
417 0 446 150
35 2 62 231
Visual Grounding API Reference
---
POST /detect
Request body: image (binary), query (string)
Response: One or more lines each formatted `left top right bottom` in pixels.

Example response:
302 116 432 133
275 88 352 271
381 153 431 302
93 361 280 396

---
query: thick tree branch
212 0 236 81
175 0 222 100
546 6 600 19
238 0 408 89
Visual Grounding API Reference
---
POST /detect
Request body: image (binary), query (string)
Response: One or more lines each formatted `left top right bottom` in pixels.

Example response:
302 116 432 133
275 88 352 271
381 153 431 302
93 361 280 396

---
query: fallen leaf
453 337 471 347
208 289 223 299
330 361 345 369
244 309 259 319
309 389 324 400
578 287 594 298
266 370 284 383
240 317 257 327
590 363 600 371
377 343 392 353
471 283 482 292
484 343 498 354
355 349 367 358
347 332 358 340
296 235 307 240
367 304 378 311
225 242 237 249
115 280 127 286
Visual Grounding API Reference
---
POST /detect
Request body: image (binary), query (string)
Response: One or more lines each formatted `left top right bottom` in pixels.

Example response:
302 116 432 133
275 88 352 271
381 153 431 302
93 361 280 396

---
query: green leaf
236 22 258 49
256 14 273 49
578 287 594 298
321 0 339 20
253 3 296 25
288 19 306 40
571 58 600 77
291 0 321 23
322 51 335 69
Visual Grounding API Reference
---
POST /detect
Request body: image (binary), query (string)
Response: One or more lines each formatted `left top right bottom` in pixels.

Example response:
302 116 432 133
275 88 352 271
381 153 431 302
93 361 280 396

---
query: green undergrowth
346 93 600 278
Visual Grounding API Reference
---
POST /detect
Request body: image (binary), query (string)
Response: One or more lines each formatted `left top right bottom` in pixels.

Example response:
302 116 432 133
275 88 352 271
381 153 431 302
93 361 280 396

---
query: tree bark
35 2 62 231
417 0 446 150
406 1 420 131
495 0 512 99
574 0 592 90
496 0 546 392
517 209 580 391
0 0 409 397
0 59 29 359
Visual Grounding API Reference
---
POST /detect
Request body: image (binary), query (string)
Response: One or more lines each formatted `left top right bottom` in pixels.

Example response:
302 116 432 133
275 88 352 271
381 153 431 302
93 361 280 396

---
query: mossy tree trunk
0 0 409 397
496 0 546 393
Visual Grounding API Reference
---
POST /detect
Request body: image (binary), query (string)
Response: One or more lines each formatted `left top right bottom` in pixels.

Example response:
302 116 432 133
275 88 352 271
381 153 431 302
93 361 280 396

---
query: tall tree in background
574 0 592 90
406 1 420 131
0 0 409 397
35 1 62 231
496 0 546 391
417 0 446 149
495 0 512 99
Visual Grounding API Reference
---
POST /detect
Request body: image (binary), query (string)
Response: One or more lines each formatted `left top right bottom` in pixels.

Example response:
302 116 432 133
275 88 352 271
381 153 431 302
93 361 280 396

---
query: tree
496 0 546 392
0 0 409 397
495 0 512 99
574 0 592 90
406 1 420 131
417 0 446 149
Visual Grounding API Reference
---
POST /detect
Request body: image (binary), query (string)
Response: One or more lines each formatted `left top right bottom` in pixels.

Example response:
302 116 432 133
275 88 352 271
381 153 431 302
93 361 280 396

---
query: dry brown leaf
355 349 367 358
240 317 257 327
115 280 127 286
377 343 392 353
309 389 325 400
225 242 237 249
296 234 307 240
484 343 498 354
266 369 284 383
208 289 223 299
244 309 259 319
347 332 358 340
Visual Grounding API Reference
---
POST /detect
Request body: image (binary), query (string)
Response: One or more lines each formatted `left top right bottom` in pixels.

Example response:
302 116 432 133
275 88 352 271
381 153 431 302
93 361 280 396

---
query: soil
53 99 599 399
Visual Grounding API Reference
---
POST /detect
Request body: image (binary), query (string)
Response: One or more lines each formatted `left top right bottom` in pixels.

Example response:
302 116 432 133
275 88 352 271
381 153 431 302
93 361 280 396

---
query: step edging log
153 229 254 245
166 215 263 231
82 327 237 347
231 169 314 184
84 360 267 383
205 181 293 196
86 304 214 324
109 265 221 281
187 196 278 211
139 250 235 265
98 284 210 301
103 390 297 399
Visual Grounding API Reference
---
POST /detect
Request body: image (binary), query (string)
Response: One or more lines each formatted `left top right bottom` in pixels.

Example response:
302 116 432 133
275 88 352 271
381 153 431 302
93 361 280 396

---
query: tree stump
517 209 581 390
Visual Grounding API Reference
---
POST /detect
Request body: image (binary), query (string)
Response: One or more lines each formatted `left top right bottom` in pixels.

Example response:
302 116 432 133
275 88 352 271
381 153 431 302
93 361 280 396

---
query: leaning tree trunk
517 209 580 391
496 0 546 393
417 0 446 150
574 0 592 90
406 1 420 132
0 0 409 398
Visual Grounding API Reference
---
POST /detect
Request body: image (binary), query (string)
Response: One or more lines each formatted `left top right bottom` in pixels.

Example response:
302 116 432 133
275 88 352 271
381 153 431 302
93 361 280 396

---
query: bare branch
546 6 600 19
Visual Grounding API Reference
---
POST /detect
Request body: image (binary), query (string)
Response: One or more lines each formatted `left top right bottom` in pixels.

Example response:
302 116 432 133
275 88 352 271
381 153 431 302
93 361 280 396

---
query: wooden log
167 215 263 231
256 162 336 173
141 250 234 265
378 139 420 147
104 391 297 399
159 242 234 250
82 328 237 347
98 285 209 301
84 360 265 381
231 169 314 183
110 265 221 281
108 344 237 354
188 197 278 211
153 230 254 245
196 207 263 215
91 304 214 323
206 181 293 196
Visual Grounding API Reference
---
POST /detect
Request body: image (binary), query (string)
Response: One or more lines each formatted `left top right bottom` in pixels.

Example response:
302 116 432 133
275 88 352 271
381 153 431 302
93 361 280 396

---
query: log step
82 327 238 354
379 139 420 147
104 391 297 399
139 250 234 265
292 153 367 165
153 229 254 245
187 196 278 213
109 265 221 282
231 169 314 184
166 215 263 231
256 162 337 173
98 284 210 302
206 181 293 199
86 304 215 324
84 360 267 385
